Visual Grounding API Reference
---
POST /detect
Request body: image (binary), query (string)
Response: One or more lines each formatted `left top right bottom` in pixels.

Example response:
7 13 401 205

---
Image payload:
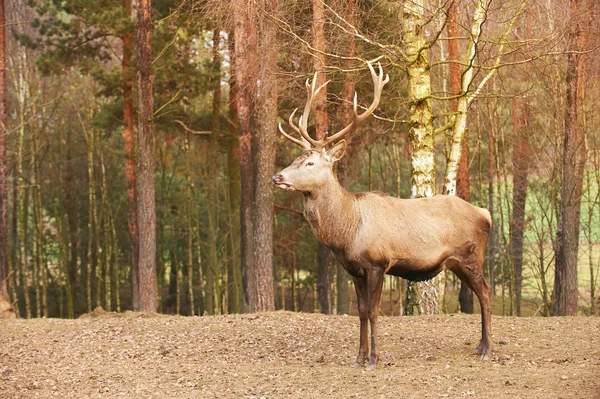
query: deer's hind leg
446 256 493 360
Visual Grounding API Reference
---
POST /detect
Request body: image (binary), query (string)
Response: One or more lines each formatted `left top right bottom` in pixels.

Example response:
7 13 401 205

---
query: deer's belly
386 262 445 281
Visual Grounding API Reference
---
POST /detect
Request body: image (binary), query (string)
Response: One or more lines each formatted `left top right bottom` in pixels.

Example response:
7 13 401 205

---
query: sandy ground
1 311 599 399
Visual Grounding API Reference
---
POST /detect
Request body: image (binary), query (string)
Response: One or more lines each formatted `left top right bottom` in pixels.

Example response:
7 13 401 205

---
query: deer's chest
303 203 329 243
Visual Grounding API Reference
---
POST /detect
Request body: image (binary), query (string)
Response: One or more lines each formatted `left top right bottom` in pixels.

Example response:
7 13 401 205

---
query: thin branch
153 33 178 65
173 120 212 135
154 88 182 117
274 204 303 216
434 121 454 135
468 0 526 105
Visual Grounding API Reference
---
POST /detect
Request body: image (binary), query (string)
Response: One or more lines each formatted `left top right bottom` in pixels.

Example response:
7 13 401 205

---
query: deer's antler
278 60 389 151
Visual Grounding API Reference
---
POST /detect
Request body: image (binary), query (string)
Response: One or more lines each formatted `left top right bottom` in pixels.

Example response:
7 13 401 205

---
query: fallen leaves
0 313 598 398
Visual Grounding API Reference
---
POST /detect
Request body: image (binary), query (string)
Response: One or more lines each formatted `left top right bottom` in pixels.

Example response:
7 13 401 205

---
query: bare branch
174 120 211 135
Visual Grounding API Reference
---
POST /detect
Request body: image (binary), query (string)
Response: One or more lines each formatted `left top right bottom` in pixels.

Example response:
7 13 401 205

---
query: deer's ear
327 140 347 163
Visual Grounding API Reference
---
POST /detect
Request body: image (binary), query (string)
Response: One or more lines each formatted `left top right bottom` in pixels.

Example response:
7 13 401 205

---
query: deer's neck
303 177 359 249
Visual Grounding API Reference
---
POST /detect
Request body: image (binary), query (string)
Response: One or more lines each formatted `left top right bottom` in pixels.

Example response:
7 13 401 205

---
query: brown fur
273 148 493 370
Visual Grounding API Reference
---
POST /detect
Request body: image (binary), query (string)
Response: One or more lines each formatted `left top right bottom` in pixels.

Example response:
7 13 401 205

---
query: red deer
273 61 493 370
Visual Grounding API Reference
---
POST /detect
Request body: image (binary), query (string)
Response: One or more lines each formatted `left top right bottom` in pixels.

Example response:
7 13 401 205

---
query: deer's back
350 193 491 269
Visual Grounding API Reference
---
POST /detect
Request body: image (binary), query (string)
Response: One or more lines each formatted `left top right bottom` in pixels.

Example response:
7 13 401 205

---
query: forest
0 0 598 321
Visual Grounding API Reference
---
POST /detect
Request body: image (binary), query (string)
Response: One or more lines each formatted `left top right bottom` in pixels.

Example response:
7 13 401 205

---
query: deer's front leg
351 276 368 368
366 267 385 371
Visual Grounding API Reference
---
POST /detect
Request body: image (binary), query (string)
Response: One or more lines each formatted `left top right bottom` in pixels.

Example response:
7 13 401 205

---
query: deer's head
273 61 389 194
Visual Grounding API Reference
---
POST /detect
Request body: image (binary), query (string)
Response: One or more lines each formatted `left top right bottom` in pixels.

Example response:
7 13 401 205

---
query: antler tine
287 108 302 135
277 108 311 149
318 60 389 149
297 72 330 148
278 122 311 150
355 61 389 122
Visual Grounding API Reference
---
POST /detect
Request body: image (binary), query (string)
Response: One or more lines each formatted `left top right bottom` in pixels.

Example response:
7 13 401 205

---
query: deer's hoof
474 341 492 360
365 363 377 371
351 362 363 368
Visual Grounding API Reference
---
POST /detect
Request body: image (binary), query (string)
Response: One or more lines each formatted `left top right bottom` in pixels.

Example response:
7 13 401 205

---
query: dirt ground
1 311 598 399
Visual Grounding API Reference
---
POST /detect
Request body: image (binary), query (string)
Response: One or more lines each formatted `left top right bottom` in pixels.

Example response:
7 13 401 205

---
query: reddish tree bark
233 0 258 312
0 0 8 300
136 0 157 312
253 0 278 312
122 0 140 311
448 0 473 313
554 0 590 316
313 0 332 315
334 0 355 315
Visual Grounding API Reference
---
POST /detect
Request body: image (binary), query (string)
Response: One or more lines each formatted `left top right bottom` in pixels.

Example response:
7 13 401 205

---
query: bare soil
1 311 598 399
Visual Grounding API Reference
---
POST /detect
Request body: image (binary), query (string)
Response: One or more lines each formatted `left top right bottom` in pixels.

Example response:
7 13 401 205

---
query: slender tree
554 0 590 316
334 0 356 315
62 124 76 318
227 31 242 314
448 0 474 314
486 98 496 295
136 0 158 312
253 0 278 312
122 0 140 311
312 0 332 314
0 0 8 301
233 0 259 312
205 29 221 315
510 97 530 316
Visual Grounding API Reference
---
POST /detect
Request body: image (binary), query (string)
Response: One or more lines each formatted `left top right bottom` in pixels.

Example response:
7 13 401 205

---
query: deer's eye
307 161 314 166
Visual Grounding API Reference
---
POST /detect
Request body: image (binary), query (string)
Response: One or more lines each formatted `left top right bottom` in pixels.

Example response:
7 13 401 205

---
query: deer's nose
272 174 283 184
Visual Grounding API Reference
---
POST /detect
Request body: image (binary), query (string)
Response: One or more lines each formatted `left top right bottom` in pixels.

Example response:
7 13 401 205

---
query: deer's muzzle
272 173 294 190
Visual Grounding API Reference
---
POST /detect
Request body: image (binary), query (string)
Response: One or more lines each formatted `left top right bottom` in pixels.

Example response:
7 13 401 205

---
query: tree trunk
448 1 473 313
184 136 195 315
0 0 8 301
443 0 487 195
79 108 97 314
122 0 140 311
99 144 113 311
227 31 242 314
253 0 278 312
15 53 30 318
136 0 158 312
31 99 46 317
334 0 355 315
233 0 258 313
486 98 496 296
456 125 473 313
312 0 332 315
205 29 222 315
403 0 436 315
554 0 589 316
510 97 530 316
64 125 77 317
